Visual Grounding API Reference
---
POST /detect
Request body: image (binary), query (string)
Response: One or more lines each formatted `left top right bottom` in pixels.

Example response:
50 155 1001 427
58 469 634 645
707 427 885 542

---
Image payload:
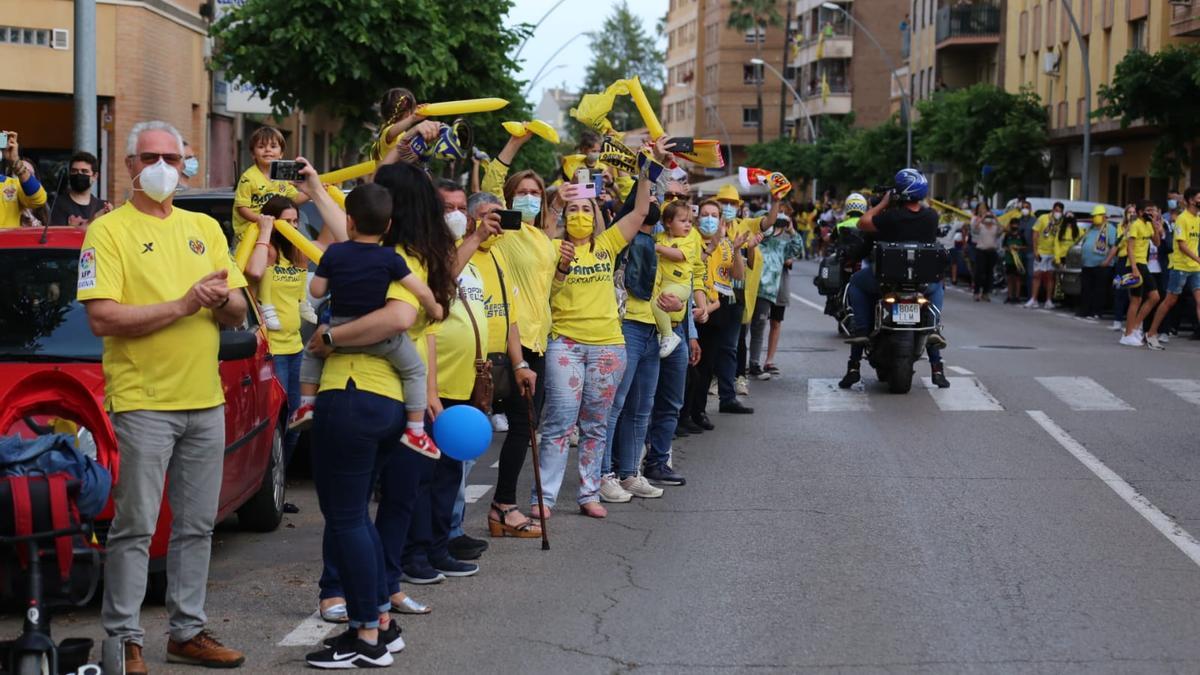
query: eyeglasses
68 169 93 176
131 152 182 165
664 193 688 201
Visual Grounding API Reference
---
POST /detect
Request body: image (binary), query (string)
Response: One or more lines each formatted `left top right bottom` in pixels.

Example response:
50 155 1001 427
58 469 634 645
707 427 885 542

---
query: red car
0 226 287 594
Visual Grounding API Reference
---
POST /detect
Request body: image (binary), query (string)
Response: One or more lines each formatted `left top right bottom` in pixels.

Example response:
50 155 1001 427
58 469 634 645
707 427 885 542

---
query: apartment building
661 0 790 176
906 0 1003 101
788 0 909 138
0 0 340 203
1004 0 1197 204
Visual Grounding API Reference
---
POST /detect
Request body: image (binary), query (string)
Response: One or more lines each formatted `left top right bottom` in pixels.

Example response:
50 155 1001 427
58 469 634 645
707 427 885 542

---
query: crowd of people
61 80 809 670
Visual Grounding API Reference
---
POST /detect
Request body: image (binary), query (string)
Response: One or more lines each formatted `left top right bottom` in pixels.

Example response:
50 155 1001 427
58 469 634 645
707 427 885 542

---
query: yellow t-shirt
1170 211 1200 273
1035 214 1059 256
1128 218 1154 265
266 251 306 356
481 160 509 202
705 237 736 303
232 165 301 242
494 223 557 353
655 234 694 323
1115 222 1129 259
424 263 488 401
731 217 766 324
1053 224 1083 264
77 203 248 412
0 175 48 229
471 246 519 354
550 225 630 345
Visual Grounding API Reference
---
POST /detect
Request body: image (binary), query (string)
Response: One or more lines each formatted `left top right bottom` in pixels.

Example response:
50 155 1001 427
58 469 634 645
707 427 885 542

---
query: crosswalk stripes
464 485 493 504
1149 379 1200 407
807 378 871 412
921 377 1004 411
1035 376 1134 411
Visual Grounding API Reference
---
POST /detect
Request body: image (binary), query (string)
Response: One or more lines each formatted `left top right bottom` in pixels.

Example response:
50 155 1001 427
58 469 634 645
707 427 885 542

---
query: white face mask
134 159 180 203
1021 208 1031 216
445 210 468 240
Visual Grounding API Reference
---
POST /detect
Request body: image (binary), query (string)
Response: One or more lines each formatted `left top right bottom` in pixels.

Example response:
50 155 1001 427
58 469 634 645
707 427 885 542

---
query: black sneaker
400 564 445 585
691 414 715 431
764 363 780 376
718 401 754 414
747 364 770 381
447 535 488 561
307 631 393 669
430 556 478 578
323 622 404 654
838 361 861 389
930 363 951 389
673 425 691 438
677 418 704 435
644 463 686 486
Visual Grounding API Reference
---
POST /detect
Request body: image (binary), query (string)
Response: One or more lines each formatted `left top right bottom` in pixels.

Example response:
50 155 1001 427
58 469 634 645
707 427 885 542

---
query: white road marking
922 377 1004 411
1149 379 1200 407
946 365 975 375
807 378 871 412
1036 376 1134 411
490 460 500 469
790 293 827 312
1027 410 1200 568
278 611 338 647
465 484 493 504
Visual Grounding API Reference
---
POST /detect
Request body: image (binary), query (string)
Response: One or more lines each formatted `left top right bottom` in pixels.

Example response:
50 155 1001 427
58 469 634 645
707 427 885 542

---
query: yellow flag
815 31 825 60
821 74 831 103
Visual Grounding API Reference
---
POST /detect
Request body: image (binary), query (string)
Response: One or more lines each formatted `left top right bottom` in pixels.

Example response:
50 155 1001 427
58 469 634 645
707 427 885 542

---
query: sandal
318 601 349 624
488 504 542 539
390 593 431 615
578 502 607 519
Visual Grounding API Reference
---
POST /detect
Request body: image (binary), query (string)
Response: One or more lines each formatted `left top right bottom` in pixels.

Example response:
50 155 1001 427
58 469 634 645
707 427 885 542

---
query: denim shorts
1167 269 1200 295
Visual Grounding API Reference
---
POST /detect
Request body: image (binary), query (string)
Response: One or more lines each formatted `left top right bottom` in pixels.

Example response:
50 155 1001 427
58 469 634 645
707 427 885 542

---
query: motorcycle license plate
892 303 921 324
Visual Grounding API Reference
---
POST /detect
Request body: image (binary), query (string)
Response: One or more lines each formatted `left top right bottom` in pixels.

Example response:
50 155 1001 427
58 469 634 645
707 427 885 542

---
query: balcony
1170 0 1200 37
935 4 1001 49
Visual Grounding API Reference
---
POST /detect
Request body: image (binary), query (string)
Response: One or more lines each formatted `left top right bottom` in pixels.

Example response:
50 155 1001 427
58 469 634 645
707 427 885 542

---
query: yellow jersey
1170 211 1200 273
232 165 301 242
1128 218 1154 265
0 175 47 229
494 223 557 353
77 203 247 412
705 237 736 303
1034 213 1059 256
731 217 766 324
471 246 519 354
424 263 487 402
266 251 306 356
655 234 694 323
550 226 631 346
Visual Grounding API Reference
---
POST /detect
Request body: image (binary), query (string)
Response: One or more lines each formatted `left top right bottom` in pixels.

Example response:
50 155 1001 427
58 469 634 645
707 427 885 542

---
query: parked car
1002 198 1123 298
0 226 287 596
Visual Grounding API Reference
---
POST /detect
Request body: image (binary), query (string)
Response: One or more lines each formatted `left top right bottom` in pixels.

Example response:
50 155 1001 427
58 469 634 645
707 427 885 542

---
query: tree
576 1 664 136
211 0 540 172
728 0 784 144
1097 44 1200 182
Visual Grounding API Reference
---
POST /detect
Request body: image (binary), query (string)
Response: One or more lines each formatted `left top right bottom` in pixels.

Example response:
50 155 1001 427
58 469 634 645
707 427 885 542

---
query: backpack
0 435 111 519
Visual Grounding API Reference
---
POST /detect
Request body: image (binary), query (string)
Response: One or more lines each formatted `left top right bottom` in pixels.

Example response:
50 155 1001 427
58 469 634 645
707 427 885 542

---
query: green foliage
211 0 537 165
745 115 907 195
916 84 1047 196
576 1 664 136
726 0 784 34
1097 45 1200 180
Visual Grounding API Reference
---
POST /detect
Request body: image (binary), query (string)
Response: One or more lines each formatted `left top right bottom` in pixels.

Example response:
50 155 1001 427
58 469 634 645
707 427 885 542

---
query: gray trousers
103 406 224 645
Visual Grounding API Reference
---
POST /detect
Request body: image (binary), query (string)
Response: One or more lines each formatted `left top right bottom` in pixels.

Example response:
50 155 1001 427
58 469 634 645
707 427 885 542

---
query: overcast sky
507 0 667 107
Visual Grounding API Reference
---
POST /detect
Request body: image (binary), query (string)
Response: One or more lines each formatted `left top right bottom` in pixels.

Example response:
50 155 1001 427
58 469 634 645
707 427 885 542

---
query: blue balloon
432 405 493 461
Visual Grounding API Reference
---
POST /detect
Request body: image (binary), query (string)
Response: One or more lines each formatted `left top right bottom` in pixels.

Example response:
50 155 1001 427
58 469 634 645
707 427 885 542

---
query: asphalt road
7 261 1200 674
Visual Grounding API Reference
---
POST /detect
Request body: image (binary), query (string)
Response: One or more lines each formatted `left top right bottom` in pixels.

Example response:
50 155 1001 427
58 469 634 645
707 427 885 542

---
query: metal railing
935 3 1001 44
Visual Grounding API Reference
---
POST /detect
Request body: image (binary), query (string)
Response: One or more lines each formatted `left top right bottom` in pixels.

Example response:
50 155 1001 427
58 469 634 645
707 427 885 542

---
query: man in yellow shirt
1025 202 1063 309
78 121 247 673
1146 188 1200 350
0 130 47 229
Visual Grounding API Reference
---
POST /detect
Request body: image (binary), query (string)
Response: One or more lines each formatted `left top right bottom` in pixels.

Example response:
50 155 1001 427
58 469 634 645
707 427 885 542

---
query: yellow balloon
625 77 665 140
273 219 324 264
233 223 259 270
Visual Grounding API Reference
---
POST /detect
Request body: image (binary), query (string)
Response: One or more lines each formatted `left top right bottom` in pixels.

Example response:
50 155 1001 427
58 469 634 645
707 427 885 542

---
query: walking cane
523 388 550 550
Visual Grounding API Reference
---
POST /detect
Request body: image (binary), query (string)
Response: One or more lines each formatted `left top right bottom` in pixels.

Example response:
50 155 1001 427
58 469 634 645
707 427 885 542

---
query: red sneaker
289 403 315 432
402 429 441 459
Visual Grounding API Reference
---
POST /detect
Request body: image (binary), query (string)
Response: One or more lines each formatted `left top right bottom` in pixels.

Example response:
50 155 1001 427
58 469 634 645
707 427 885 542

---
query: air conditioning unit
1042 50 1060 76
51 28 69 50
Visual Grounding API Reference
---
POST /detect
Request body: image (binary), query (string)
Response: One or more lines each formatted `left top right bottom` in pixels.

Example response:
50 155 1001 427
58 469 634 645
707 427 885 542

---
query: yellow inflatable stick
502 120 561 144
274 219 324 265
320 160 377 185
416 98 509 117
234 223 259 270
325 184 346 210
624 77 665 140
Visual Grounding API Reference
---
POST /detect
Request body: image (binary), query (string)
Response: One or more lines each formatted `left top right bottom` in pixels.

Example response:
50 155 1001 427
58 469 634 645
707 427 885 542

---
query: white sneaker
260 303 282 330
1133 328 1144 342
599 474 633 503
299 299 319 325
620 474 664 499
1045 301 1057 310
1023 299 1038 309
658 333 682 358
490 413 509 432
1109 321 1123 331
736 376 750 396
1119 334 1144 347
1146 335 1165 351
1159 333 1171 344
708 379 717 396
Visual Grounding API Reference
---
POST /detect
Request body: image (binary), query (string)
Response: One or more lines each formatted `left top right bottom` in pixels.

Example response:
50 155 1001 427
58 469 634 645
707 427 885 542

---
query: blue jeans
647 324 687 468
450 458 476 539
273 351 303 463
311 384 399 628
603 321 660 479
847 267 945 364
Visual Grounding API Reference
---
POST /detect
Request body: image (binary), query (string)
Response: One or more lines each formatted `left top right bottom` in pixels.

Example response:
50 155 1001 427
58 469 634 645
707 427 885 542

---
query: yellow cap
716 184 742 204
1091 205 1107 216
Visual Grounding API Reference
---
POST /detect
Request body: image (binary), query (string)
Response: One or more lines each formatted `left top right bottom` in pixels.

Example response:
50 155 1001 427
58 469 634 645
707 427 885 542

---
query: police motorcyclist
833 192 868 240
838 169 950 390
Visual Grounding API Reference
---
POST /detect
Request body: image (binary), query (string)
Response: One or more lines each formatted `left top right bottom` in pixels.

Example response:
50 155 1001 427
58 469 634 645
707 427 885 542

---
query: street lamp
820 1 913 167
1061 1 1092 202
749 57 817 143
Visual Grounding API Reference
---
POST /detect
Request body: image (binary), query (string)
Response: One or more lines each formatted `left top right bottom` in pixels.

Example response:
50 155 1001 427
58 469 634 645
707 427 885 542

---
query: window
743 63 764 84
744 26 766 43
1032 4 1042 50
742 107 761 127
0 26 53 47
705 22 718 45
1130 18 1147 52
1018 11 1029 55
1081 0 1092 35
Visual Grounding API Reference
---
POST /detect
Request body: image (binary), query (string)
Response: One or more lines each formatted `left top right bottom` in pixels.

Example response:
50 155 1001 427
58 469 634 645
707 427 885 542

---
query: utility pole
1061 0 1091 201
779 0 795 139
74 0 98 158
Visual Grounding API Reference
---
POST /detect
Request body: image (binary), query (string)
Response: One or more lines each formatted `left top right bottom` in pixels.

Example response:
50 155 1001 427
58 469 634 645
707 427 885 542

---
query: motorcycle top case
872 242 947 284
814 254 843 295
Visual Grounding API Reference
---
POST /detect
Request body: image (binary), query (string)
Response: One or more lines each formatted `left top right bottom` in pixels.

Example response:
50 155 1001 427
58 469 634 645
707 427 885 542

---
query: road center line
790 293 827 312
278 611 338 647
1027 410 1200 568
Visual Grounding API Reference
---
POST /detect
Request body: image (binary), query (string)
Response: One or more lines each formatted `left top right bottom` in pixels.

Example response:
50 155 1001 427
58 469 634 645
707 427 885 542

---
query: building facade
1004 0 1197 204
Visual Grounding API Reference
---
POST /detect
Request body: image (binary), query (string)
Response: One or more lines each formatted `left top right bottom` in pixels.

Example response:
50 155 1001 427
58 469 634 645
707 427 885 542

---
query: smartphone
268 159 306 181
498 209 523 230
591 171 606 199
574 168 596 198
0 133 8 150
665 137 695 154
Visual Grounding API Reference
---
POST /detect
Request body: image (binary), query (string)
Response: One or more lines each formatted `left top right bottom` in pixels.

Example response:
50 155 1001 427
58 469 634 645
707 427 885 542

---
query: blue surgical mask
721 204 737 221
512 194 541 222
182 156 200 178
698 215 719 236
1167 199 1178 210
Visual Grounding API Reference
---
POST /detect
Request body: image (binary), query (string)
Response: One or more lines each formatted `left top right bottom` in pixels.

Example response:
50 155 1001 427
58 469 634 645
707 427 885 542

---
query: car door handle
240 375 253 387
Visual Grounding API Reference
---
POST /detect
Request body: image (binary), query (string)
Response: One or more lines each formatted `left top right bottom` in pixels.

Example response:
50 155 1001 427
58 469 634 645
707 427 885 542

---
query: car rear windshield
0 248 101 361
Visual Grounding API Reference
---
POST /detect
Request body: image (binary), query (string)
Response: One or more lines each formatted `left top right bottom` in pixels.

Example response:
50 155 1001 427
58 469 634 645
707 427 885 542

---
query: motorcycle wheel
888 357 915 394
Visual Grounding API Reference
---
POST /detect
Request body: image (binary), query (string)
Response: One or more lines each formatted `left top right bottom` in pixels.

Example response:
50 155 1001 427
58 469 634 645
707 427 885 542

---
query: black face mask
68 173 92 193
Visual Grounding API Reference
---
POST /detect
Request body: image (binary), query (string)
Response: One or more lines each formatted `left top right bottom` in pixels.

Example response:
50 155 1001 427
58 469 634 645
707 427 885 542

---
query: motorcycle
815 230 868 336
863 242 947 394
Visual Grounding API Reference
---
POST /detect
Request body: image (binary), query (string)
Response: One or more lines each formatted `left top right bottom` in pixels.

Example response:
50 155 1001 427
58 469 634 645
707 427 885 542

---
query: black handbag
486 252 514 403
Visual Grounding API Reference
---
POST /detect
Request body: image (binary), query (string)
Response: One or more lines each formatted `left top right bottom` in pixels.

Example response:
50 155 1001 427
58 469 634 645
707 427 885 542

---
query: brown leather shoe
166 630 245 668
124 642 148 675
